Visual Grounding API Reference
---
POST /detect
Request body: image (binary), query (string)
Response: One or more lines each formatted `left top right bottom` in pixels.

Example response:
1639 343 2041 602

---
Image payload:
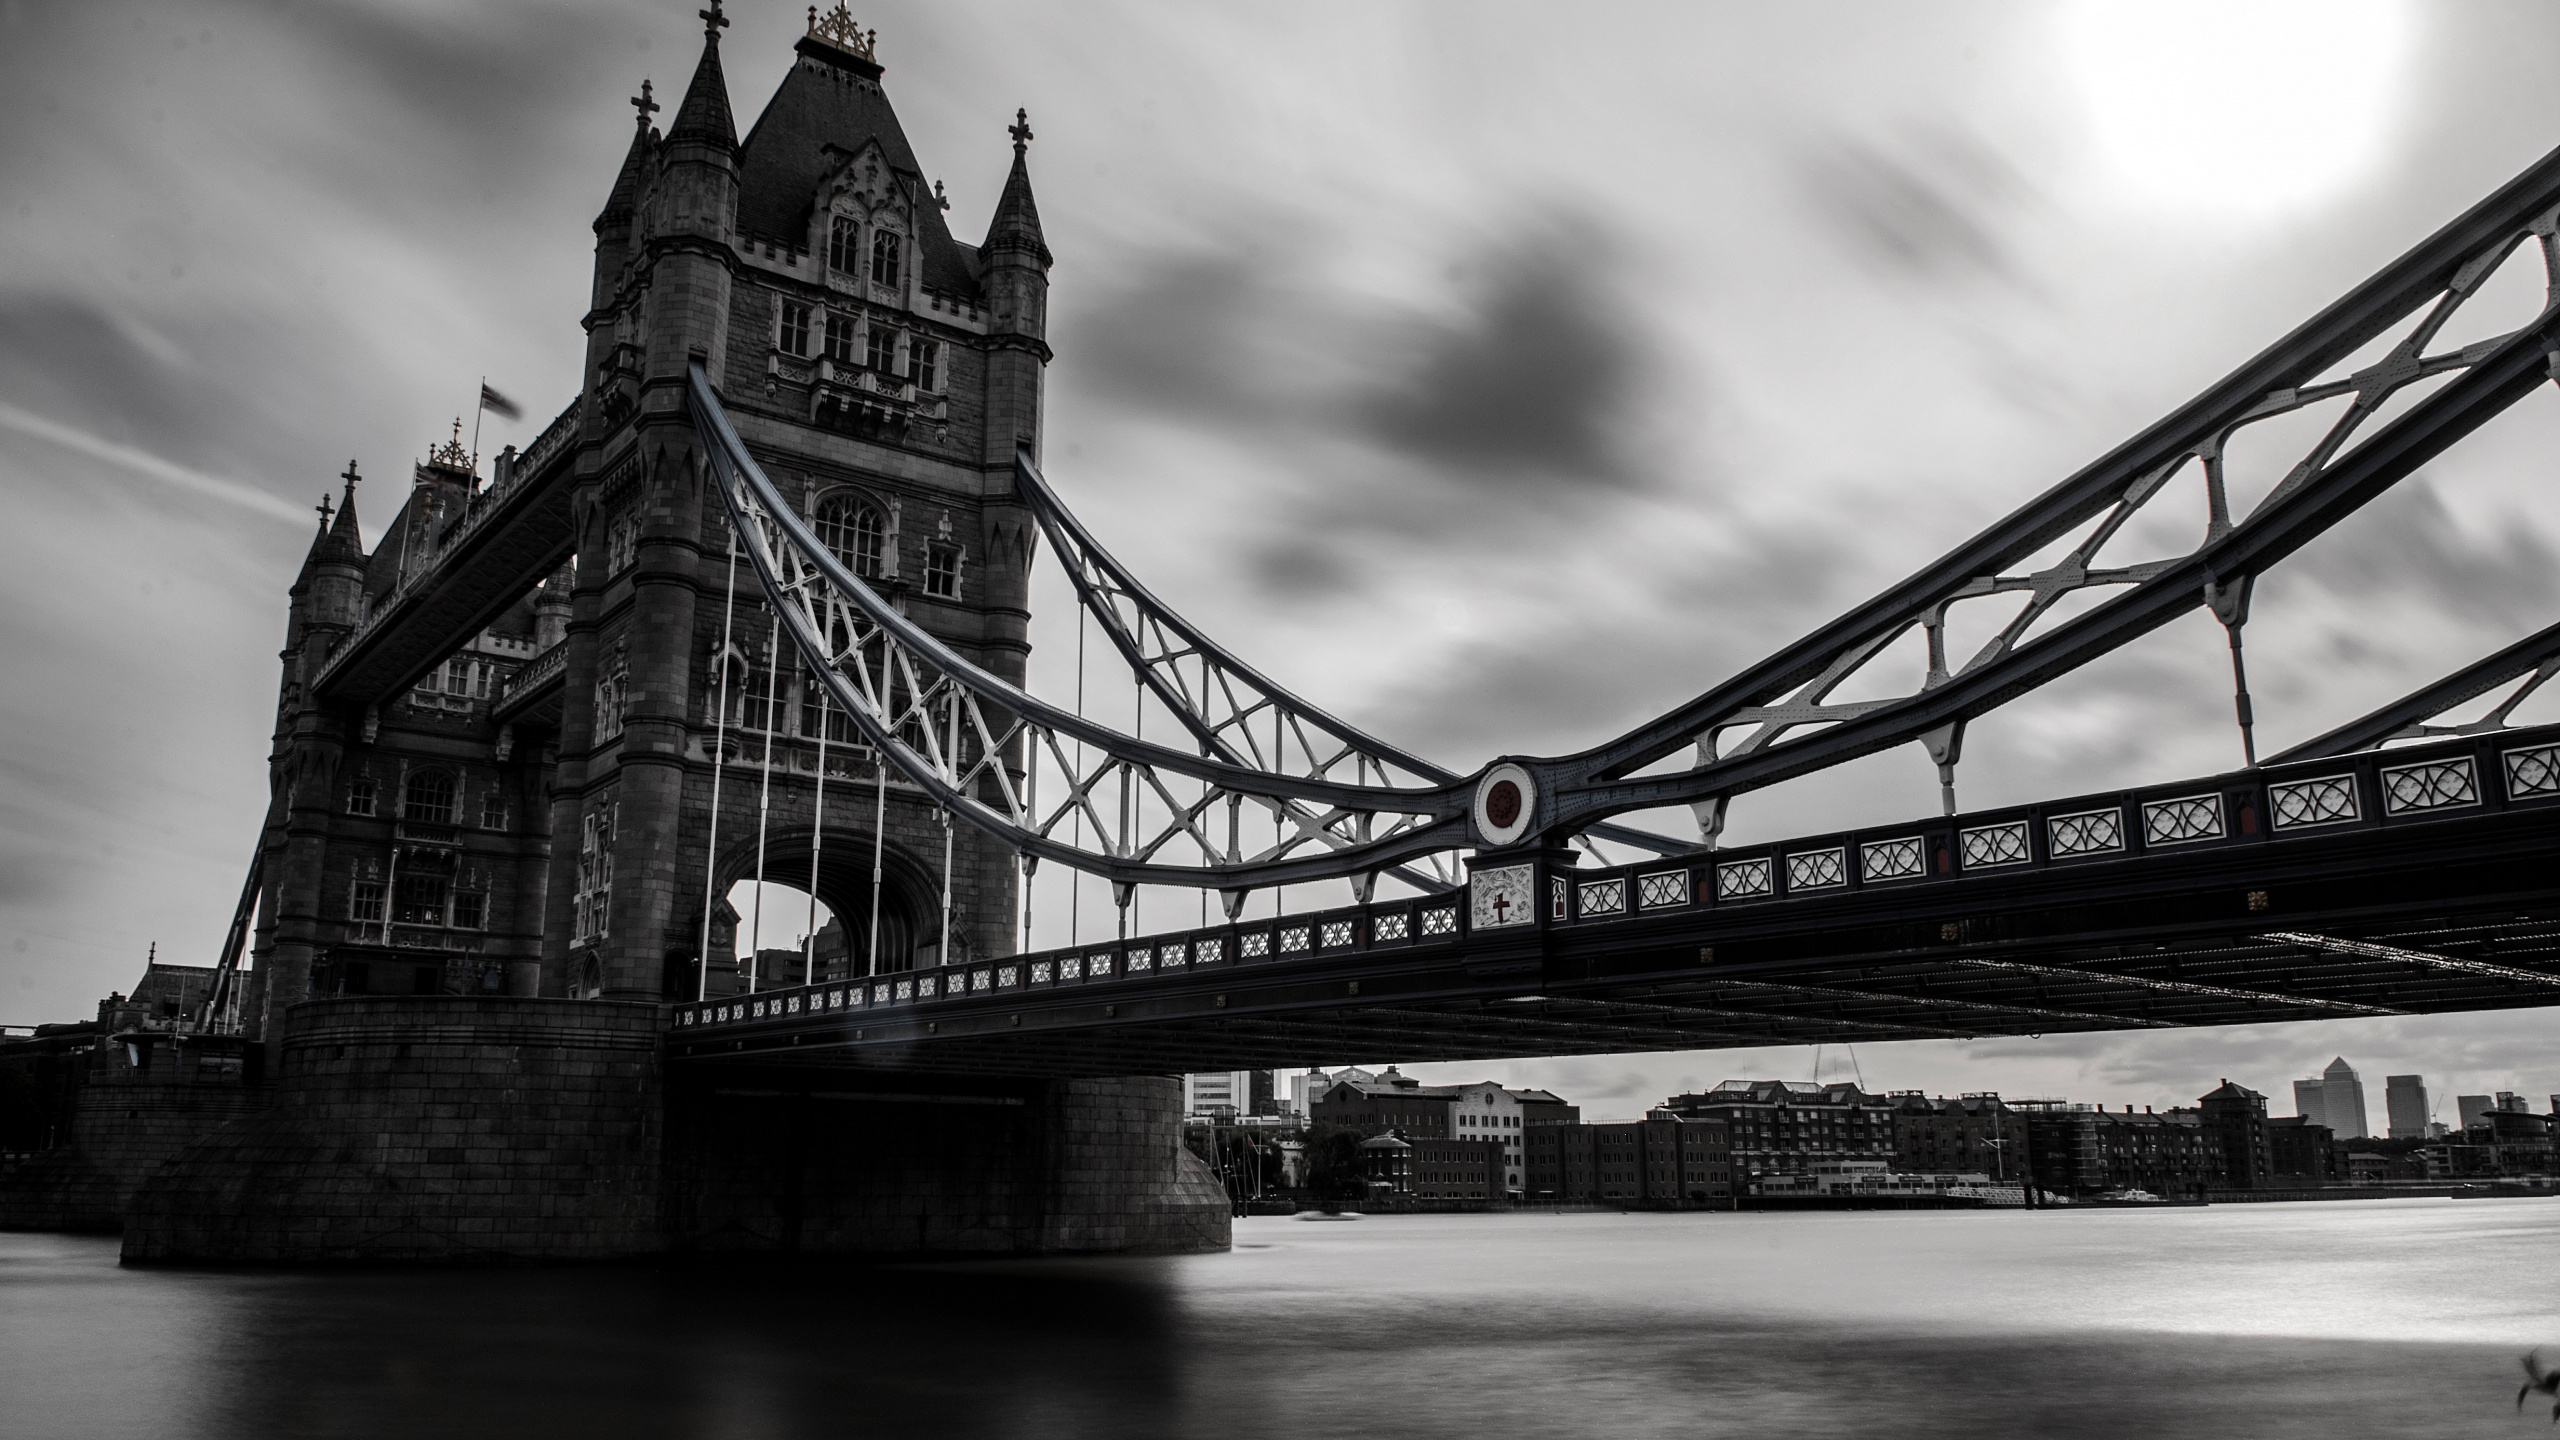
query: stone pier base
121 997 1230 1263
124 997 665 1263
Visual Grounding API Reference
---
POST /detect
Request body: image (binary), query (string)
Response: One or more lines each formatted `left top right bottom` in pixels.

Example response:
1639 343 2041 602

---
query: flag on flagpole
479 383 522 421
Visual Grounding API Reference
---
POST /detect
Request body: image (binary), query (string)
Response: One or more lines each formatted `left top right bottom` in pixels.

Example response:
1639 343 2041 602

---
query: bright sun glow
2062 0 2413 219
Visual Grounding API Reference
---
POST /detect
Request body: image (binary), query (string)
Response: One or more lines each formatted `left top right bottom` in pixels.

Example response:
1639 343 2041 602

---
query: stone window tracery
347 774 378 816
778 300 811 357
402 769 457 825
910 337 939 391
870 230 902 288
924 542 960 599
827 214 859 274
814 494 885 579
864 322 896 373
823 312 856 365
592 639 630 742
572 803 616 946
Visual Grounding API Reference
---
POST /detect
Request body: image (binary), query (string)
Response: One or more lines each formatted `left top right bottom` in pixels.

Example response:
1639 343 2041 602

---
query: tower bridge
41 5 2560 1263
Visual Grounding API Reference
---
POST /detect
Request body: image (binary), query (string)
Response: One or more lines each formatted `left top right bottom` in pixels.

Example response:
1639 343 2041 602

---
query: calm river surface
4 1198 2553 1439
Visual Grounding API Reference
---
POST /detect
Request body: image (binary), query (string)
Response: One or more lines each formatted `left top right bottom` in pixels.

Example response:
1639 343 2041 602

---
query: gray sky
4 0 2558 1119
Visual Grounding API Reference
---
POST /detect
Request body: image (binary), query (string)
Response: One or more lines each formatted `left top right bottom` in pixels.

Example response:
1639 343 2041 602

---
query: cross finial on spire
700 0 728 39
1009 108 1033 156
316 493 334 526
631 78 659 128
934 178 950 211
340 458 362 493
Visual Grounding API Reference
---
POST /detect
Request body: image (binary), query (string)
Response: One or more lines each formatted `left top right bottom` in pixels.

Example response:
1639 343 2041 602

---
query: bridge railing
668 721 2560 1036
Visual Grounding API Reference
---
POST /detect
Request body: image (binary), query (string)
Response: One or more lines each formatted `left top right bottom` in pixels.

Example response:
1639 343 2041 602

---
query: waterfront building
2199 1081 2277 1190
1406 1138 1508 1201
1183 1071 1276 1120
2017 1103 2221 1198
2384 1074 2430 1140
1888 1092 2027 1180
1657 1081 1897 1184
1528 1112 1733 1206
2264 1116 2342 1185
1358 1133 1412 1195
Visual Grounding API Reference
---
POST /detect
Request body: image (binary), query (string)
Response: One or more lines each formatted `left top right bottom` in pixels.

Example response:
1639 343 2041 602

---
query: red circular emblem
1484 779 1522 829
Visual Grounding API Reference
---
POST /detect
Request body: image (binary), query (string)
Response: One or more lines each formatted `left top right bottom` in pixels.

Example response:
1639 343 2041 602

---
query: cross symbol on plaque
1490 890 1511 923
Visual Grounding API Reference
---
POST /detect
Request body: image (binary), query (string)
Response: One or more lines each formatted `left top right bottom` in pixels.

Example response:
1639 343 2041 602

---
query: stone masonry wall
664 1070 1228 1255
124 997 663 1263
0 1044 268 1234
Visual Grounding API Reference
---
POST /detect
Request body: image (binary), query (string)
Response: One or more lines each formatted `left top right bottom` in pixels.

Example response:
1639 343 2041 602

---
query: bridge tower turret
254 467 369 1055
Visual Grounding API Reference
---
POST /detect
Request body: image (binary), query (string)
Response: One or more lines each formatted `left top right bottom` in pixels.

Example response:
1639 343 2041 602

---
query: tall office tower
2319 1057 2369 1138
2292 1078 2330 1130
2457 1094 2493 1131
2384 1074 2430 1139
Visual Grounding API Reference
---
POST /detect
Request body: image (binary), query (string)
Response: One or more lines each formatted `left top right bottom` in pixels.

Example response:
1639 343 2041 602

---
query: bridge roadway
311 400 582 706
670 725 2560 1077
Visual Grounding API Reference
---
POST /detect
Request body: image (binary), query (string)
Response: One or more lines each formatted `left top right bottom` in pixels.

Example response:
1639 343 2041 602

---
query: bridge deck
669 727 2560 1077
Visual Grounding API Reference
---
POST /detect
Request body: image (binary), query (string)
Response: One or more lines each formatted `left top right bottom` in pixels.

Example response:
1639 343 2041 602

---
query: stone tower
241 8 1053 1036
549 7 1050 1003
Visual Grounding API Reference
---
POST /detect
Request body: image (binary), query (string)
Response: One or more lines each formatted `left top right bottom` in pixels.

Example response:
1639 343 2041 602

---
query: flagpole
470 375 484 483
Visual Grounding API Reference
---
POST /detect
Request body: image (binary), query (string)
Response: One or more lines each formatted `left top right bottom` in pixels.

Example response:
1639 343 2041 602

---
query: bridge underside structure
675 725 2560 1076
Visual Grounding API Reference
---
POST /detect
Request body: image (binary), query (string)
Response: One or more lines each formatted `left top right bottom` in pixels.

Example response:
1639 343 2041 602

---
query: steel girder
1532 145 2560 836
692 141 2560 893
692 363 1473 890
2269 619 2560 762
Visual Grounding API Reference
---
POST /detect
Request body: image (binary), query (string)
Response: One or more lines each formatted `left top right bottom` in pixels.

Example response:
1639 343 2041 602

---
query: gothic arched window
814 494 885 579
402 769 457 825
870 230 902 288
828 214 859 273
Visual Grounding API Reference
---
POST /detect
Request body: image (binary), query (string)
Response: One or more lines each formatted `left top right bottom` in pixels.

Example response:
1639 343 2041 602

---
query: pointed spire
667 3 736 151
325 459 365 561
983 109 1050 267
597 83 658 228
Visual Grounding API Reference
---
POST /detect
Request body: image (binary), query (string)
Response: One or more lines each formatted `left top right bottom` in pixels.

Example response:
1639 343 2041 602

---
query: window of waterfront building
779 301 811 357
402 770 457 825
451 889 486 931
866 323 897 374
829 215 859 273
481 790 508 830
815 495 886 579
735 652 778 732
350 880 385 925
824 312 857 365
910 338 939 390
870 230 901 288
923 543 960 599
347 775 377 816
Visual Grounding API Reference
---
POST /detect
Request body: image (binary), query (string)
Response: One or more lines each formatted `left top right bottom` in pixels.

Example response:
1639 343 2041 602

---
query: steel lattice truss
689 141 2560 893
692 364 1469 892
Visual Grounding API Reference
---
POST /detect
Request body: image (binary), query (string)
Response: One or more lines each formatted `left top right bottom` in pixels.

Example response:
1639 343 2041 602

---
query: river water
3 1198 2552 1439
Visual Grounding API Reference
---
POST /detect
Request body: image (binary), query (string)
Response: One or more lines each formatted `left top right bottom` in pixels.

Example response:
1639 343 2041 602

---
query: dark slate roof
981 148 1049 268
597 118 655 228
666 28 736 149
733 38 981 297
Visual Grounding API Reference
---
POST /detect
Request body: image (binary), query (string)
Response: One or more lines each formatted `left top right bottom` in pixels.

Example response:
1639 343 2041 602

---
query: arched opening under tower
671 826 944 999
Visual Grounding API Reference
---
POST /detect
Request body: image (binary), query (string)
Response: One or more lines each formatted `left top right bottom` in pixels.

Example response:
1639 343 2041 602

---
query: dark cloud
1059 241 1297 426
1356 224 1645 491
2288 477 2560 627
1801 129 2030 282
